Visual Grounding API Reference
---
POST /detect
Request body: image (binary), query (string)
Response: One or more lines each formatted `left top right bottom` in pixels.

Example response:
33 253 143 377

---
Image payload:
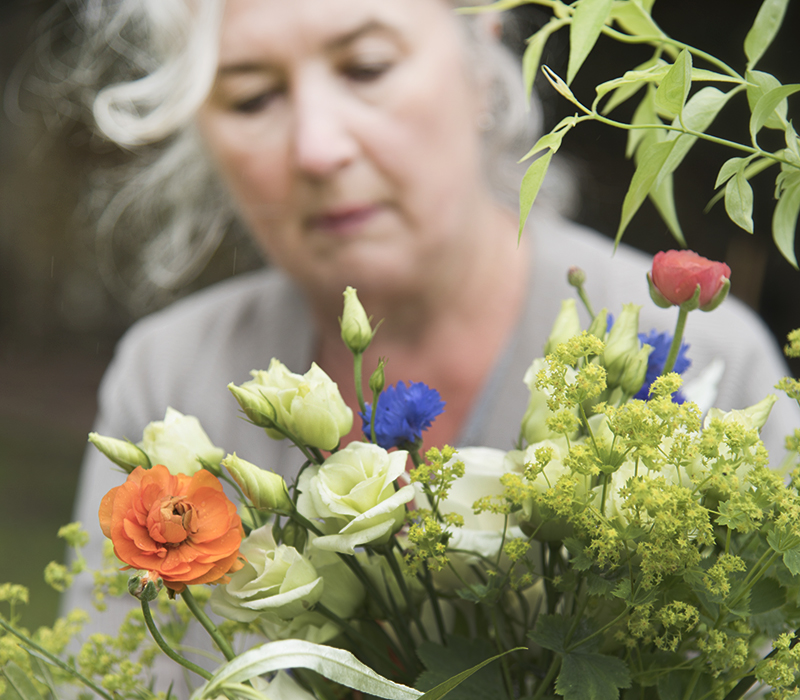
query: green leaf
744 0 790 69
750 577 787 613
598 57 662 115
724 167 755 233
616 139 675 245
649 171 685 246
416 636 508 700
714 157 751 189
417 647 525 700
783 548 800 576
773 170 800 268
656 87 734 190
556 652 632 700
654 49 692 118
746 70 787 130
523 19 569 102
564 537 594 571
194 639 422 700
519 150 555 240
2 663 45 700
626 86 662 159
707 156 775 211
567 0 615 85
750 84 800 146
609 1 666 42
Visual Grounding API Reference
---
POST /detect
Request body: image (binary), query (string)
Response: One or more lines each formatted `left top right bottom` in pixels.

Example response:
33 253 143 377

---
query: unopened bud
280 521 308 552
567 266 586 288
340 286 375 354
544 299 581 355
222 453 293 512
88 433 150 473
621 344 653 396
369 359 386 395
603 303 641 385
587 308 609 341
128 571 163 602
228 383 277 427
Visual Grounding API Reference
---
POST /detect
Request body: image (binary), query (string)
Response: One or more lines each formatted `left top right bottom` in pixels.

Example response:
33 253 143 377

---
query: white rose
243 359 353 451
297 442 415 554
209 526 323 623
138 407 224 476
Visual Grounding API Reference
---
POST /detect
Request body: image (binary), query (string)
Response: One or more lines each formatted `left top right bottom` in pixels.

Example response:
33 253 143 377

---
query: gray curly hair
23 0 571 313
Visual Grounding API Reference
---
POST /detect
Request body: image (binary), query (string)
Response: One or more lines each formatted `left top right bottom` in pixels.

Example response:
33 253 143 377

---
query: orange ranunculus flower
99 464 244 592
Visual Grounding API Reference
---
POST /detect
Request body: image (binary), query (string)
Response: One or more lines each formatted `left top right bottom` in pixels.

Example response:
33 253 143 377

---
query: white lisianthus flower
243 359 353 451
209 526 323 623
138 407 224 476
297 442 415 554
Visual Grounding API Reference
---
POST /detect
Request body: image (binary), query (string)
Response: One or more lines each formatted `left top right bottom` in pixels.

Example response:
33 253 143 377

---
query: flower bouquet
2 247 800 700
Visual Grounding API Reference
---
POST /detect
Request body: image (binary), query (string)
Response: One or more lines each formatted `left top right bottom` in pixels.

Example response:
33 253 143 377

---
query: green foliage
515 0 800 266
415 636 507 700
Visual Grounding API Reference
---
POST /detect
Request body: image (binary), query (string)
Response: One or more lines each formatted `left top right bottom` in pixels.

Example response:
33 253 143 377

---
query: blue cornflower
635 329 691 402
360 381 445 449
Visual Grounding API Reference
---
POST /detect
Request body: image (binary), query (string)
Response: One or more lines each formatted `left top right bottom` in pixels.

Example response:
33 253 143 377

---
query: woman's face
197 0 494 298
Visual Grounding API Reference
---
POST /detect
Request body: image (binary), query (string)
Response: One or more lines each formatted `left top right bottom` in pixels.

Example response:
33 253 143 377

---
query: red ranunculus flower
649 250 731 311
99 464 244 592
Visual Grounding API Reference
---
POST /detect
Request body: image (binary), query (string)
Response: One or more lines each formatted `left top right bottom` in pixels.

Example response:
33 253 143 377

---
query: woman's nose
292 81 358 178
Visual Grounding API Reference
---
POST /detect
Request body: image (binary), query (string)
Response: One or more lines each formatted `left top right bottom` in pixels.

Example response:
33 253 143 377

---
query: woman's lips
308 204 381 235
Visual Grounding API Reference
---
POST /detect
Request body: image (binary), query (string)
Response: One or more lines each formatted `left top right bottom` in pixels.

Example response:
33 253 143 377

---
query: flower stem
663 307 689 376
532 654 562 700
182 586 236 661
140 598 213 680
354 352 366 414
0 617 116 700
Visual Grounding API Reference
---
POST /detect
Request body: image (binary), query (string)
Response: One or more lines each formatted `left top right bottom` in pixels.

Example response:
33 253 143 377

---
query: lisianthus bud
222 453 293 512
88 433 150 473
620 344 653 396
239 360 353 451
587 308 609 340
603 304 642 385
138 407 225 476
340 286 374 354
228 383 278 427
544 299 581 355
369 359 386 395
648 250 731 311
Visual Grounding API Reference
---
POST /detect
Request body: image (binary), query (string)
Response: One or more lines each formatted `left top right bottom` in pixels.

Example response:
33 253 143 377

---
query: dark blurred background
1 0 798 632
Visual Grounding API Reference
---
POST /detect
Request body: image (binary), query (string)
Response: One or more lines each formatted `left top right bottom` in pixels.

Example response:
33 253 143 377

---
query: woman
62 0 796 693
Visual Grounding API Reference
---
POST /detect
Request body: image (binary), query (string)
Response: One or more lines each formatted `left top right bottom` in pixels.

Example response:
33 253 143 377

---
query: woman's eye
344 61 391 83
232 90 280 114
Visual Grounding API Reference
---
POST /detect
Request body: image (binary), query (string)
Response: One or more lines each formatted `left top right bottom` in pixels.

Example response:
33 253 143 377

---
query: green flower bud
544 299 581 355
223 453 293 512
567 266 586 288
603 303 641 385
704 394 778 433
369 359 386 395
228 383 278 427
88 433 150 473
340 286 374 354
280 521 308 552
128 572 163 602
620 344 653 396
587 308 609 341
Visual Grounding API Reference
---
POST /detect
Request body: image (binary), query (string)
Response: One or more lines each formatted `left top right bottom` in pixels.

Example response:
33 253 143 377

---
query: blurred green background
1 0 798 637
